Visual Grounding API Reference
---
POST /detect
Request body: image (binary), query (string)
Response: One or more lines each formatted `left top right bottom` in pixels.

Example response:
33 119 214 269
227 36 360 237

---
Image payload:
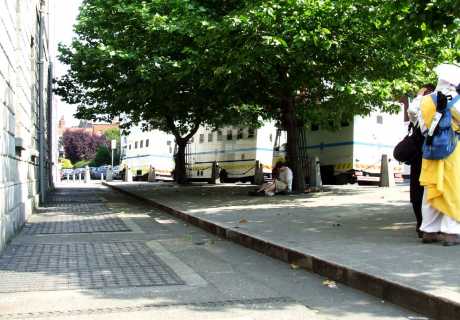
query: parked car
113 165 121 180
91 166 109 180
61 168 74 179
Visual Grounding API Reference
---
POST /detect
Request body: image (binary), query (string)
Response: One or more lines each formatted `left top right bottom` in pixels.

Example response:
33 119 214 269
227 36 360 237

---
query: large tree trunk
174 139 188 184
281 96 305 193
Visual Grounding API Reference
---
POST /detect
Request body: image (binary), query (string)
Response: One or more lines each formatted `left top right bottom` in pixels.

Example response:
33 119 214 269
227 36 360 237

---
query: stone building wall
0 0 51 251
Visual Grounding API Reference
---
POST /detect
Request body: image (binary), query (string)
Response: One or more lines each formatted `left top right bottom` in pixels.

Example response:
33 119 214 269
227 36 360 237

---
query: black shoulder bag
393 123 424 165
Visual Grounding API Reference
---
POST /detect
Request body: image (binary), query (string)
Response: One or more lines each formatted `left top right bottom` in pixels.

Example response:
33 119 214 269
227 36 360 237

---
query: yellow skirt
420 144 460 222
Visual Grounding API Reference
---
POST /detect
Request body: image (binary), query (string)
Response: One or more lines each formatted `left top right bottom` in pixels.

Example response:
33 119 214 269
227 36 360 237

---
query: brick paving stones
0 242 184 292
22 214 131 234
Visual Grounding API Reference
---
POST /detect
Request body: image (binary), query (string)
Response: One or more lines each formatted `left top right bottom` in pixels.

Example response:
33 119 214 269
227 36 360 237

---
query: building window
140 140 144 148
217 130 223 141
269 133 273 143
208 133 213 142
248 128 255 138
227 129 233 140
199 134 205 143
135 141 138 149
237 128 244 139
129 144 132 150
146 139 149 147
377 115 383 124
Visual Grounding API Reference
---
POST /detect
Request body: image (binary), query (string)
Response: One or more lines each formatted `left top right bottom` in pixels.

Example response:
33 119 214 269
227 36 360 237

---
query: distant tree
62 130 107 163
94 145 111 166
103 127 121 165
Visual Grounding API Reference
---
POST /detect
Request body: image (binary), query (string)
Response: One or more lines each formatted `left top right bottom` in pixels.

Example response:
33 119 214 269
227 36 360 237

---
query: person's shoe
422 232 440 243
417 230 423 239
443 234 460 247
265 191 275 197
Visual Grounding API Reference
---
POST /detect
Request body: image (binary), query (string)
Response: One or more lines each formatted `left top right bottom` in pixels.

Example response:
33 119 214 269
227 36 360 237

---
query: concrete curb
104 182 459 320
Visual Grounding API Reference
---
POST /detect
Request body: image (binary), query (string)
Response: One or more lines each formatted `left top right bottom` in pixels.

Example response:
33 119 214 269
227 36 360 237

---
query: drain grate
0 242 184 292
23 214 130 234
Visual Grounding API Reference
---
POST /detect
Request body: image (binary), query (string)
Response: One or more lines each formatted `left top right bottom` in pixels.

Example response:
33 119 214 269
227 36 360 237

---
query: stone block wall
0 0 51 251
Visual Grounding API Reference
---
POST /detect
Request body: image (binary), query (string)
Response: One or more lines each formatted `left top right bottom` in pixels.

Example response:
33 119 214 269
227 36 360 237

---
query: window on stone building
199 134 205 143
146 139 149 147
237 128 244 139
135 141 138 149
208 133 213 142
140 140 143 148
227 129 233 140
217 130 223 141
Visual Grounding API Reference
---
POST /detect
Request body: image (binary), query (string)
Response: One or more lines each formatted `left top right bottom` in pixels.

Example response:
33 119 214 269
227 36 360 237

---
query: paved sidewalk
0 182 422 320
107 181 460 319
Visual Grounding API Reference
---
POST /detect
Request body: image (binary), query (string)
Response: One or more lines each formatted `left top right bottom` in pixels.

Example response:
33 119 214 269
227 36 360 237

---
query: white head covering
434 64 460 86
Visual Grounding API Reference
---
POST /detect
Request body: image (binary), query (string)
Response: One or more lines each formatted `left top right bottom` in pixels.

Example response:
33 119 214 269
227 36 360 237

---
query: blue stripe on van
124 154 173 160
306 141 395 149
192 147 273 155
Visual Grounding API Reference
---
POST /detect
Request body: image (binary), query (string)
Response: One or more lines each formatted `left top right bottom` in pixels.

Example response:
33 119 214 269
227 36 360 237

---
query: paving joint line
0 297 295 319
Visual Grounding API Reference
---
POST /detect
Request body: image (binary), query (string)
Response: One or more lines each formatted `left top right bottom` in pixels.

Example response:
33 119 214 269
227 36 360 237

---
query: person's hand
417 88 428 96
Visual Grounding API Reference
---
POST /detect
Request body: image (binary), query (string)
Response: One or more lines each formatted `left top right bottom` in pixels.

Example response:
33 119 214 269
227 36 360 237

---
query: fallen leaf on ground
322 280 337 288
239 219 248 224
290 263 300 270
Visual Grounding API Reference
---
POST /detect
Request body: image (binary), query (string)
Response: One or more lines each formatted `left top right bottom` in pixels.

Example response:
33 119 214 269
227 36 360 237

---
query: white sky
51 0 83 127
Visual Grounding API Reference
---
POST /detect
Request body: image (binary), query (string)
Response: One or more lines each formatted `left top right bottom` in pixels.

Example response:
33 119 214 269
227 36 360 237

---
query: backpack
422 92 460 160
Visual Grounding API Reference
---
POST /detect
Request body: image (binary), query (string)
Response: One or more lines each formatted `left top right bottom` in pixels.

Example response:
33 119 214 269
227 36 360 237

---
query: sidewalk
106 181 460 320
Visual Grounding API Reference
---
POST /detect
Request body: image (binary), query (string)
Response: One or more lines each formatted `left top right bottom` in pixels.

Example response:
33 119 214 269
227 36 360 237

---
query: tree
104 127 121 166
94 145 111 166
207 0 459 191
55 0 258 184
62 130 107 163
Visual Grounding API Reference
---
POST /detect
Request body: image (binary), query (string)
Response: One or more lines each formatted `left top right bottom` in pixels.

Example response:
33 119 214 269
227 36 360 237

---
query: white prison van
304 111 407 184
187 122 282 182
121 126 175 180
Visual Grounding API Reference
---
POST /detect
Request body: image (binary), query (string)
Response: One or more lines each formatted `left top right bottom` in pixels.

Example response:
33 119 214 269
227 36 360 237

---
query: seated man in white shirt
256 163 293 196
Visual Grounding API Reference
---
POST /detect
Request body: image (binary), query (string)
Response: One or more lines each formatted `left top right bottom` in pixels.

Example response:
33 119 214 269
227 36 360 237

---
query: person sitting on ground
256 162 293 196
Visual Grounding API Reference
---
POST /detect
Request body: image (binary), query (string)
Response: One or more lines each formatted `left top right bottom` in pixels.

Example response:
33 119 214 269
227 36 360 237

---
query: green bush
94 145 111 166
74 160 91 168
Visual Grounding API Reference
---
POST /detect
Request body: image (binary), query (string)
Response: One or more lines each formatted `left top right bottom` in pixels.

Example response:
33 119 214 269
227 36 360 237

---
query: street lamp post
111 139 116 168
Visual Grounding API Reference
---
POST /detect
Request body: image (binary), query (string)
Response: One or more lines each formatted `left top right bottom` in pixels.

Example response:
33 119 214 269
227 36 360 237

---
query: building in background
0 0 54 251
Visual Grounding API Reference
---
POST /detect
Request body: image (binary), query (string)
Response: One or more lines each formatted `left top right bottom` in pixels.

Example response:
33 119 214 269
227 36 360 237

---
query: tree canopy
56 0 459 190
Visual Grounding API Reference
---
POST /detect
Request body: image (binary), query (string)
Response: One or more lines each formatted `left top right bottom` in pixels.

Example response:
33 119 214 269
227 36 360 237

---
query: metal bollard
79 173 82 181
66 173 70 181
101 173 104 182
72 174 75 181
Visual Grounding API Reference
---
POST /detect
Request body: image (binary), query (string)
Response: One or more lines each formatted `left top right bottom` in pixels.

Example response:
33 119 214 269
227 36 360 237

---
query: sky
51 0 83 127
